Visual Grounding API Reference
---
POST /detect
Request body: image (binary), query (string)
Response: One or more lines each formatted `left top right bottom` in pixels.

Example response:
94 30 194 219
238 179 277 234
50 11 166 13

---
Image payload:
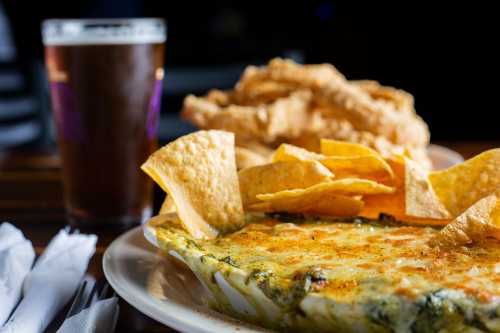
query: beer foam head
42 18 166 45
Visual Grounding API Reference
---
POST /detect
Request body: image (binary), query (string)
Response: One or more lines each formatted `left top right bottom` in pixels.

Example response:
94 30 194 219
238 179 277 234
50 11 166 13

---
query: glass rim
42 18 167 46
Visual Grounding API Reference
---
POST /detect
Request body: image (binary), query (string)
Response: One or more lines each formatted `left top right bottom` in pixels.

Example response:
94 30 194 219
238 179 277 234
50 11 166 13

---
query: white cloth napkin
0 223 36 325
0 229 97 333
56 297 119 333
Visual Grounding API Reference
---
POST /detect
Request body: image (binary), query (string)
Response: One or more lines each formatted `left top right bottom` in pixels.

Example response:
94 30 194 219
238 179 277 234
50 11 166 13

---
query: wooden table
0 141 498 333
0 148 175 333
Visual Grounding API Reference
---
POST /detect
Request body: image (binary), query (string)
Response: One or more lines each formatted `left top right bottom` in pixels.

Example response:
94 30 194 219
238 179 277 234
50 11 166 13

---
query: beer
42 19 166 228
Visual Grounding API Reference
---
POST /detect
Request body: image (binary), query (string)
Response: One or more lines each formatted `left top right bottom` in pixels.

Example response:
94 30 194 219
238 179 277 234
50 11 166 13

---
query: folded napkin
56 297 119 333
0 223 36 325
0 229 97 333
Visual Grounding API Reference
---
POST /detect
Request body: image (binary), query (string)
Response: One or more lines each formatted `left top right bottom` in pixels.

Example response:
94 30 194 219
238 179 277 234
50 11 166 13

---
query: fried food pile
181 58 431 169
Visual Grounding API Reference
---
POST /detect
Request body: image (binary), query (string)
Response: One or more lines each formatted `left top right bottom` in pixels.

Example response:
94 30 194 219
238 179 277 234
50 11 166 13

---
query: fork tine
65 280 87 319
99 283 110 300
66 277 97 318
83 282 99 309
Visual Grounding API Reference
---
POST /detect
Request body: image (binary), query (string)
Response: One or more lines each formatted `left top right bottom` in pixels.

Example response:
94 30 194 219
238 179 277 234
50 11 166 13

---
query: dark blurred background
0 0 498 150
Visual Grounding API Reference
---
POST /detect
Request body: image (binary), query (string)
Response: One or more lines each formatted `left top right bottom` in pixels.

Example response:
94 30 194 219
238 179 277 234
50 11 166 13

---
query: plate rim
103 227 267 333
428 144 464 168
103 227 202 333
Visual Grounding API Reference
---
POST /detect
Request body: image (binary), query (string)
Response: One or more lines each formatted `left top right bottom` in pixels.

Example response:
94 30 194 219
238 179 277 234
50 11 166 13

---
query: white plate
428 144 463 170
103 145 463 332
103 227 272 333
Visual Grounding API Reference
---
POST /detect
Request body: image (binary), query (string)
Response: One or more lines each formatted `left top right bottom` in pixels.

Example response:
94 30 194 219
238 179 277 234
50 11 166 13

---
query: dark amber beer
42 19 166 227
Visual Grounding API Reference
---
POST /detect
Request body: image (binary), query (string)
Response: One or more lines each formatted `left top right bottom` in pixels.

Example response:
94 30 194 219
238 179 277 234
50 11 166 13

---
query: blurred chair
0 2 42 150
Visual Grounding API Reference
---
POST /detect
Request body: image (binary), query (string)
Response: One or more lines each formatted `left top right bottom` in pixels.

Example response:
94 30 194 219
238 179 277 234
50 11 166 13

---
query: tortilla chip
429 193 500 247
141 130 244 239
321 139 381 158
273 142 393 180
321 155 393 180
248 191 363 216
235 146 268 169
246 202 273 212
159 195 176 214
429 149 500 216
255 179 388 216
257 178 394 202
320 139 393 180
405 158 451 219
272 143 323 162
299 194 364 216
360 157 451 225
360 158 405 217
148 212 183 229
238 160 333 206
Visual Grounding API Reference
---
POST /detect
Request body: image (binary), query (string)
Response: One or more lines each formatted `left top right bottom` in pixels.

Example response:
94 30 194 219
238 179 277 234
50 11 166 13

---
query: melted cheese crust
195 220 500 303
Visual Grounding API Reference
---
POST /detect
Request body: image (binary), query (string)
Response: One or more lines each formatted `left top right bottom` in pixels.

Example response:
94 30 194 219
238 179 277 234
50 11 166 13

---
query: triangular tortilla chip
238 160 333 206
429 149 500 216
321 139 381 158
258 193 364 217
235 146 269 169
321 156 394 181
360 157 405 218
405 158 450 219
255 179 389 216
246 202 273 212
272 143 323 162
273 142 393 180
141 130 244 239
429 193 500 247
299 194 364 216
159 195 176 214
148 212 183 229
320 139 393 180
257 178 394 201
361 157 451 225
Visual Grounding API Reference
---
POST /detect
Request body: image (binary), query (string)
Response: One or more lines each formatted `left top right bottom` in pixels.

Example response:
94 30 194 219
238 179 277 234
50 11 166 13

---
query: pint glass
42 19 166 228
